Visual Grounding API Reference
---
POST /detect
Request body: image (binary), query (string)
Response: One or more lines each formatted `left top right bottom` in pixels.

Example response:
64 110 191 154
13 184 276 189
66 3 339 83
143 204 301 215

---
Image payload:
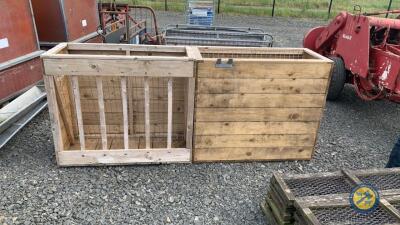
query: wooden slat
71 76 85 150
186 78 195 149
57 148 191 166
194 147 313 161
167 78 173 149
121 77 129 149
43 58 195 77
197 78 328 94
195 108 323 122
67 43 187 53
197 61 332 79
195 134 315 148
144 77 150 149
96 77 108 150
185 46 203 61
195 122 319 135
43 76 64 162
196 94 326 108
54 76 75 144
41 43 67 58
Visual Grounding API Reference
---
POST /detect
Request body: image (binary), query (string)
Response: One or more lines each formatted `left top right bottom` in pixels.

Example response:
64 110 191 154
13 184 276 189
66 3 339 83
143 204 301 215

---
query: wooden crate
193 47 333 162
41 43 200 166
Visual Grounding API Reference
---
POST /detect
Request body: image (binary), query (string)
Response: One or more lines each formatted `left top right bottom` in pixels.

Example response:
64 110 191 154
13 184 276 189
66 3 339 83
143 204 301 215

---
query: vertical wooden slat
71 76 85 150
96 77 108 150
167 78 173 149
144 77 151 149
121 77 129 149
185 78 195 150
43 76 64 163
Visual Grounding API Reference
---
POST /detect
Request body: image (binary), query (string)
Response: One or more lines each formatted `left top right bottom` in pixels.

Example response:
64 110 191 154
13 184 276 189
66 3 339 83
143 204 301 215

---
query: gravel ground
1 12 400 225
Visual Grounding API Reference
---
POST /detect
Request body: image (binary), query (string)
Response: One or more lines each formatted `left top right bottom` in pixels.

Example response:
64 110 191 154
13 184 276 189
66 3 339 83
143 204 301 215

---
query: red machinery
98 2 161 44
304 10 400 103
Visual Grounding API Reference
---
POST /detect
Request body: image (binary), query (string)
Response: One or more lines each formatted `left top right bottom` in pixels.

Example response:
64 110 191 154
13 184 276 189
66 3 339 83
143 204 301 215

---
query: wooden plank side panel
197 61 332 79
195 108 323 122
57 148 191 166
197 78 328 94
195 122 319 135
195 134 316 148
194 147 313 162
196 94 326 108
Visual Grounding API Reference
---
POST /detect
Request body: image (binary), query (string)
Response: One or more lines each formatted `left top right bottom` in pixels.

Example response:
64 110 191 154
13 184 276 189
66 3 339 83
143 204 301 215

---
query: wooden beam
43 76 64 163
185 78 195 150
121 77 129 149
71 76 85 150
41 43 67 57
96 77 108 150
57 148 191 166
43 58 195 77
167 78 173 149
144 77 150 149
66 43 187 53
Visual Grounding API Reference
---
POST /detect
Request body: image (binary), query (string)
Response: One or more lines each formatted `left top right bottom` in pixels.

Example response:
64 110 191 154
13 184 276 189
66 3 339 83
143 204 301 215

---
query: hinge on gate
215 58 234 68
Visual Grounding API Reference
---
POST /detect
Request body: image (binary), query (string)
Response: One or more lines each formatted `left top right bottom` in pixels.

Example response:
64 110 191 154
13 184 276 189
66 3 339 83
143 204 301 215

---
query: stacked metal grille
163 24 273 47
261 168 400 225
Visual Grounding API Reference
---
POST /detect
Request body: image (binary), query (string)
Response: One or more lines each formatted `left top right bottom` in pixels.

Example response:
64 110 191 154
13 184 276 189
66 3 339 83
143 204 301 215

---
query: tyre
327 56 346 101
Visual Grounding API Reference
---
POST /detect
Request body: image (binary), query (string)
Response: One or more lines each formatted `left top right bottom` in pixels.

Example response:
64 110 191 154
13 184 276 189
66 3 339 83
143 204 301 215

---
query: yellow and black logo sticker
349 184 380 213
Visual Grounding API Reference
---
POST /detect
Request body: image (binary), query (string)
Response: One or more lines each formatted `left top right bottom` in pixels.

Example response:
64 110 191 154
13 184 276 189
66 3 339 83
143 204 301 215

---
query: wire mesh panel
186 0 215 26
357 173 400 191
164 24 273 47
285 176 354 197
294 195 400 225
262 168 400 225
311 206 399 225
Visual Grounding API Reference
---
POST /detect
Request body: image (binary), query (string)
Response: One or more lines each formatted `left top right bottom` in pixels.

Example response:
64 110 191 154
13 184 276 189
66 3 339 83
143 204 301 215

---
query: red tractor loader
304 10 400 103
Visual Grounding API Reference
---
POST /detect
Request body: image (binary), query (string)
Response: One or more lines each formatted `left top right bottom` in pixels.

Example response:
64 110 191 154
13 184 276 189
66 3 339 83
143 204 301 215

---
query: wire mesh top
312 206 400 225
358 173 400 190
285 176 354 197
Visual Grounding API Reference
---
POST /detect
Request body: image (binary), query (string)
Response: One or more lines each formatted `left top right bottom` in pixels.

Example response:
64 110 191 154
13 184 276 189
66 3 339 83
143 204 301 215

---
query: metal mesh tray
294 195 400 225
163 24 273 47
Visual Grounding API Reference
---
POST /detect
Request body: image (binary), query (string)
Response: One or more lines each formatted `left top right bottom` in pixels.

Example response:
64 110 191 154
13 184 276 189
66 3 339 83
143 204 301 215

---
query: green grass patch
114 0 400 19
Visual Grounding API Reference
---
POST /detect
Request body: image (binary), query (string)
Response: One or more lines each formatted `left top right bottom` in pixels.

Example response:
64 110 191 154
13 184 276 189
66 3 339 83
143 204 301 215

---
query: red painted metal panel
0 58 43 102
31 0 99 43
31 0 66 43
63 0 99 41
0 0 38 63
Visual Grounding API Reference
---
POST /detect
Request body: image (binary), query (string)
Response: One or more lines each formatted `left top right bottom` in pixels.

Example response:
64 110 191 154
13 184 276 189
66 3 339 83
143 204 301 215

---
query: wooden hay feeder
41 43 199 166
193 47 333 162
